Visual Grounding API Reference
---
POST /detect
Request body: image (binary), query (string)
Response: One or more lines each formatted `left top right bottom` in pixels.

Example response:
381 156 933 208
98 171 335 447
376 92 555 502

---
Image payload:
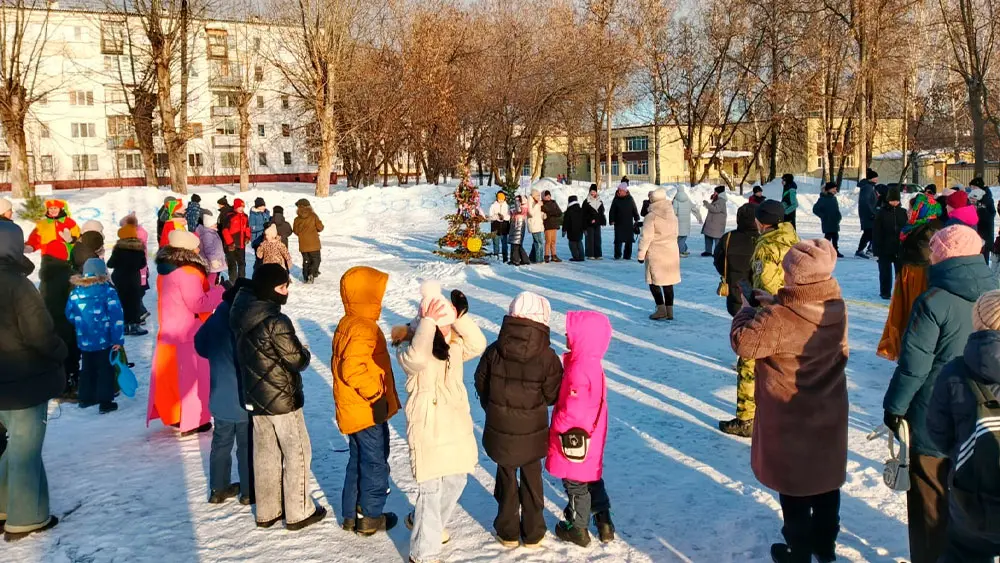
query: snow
7 179 971 563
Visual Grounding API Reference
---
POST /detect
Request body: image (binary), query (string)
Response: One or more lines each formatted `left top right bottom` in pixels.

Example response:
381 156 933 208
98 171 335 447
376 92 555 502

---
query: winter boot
701 251 713 257
256 514 283 528
239 495 253 506
4 516 58 542
208 483 241 504
812 546 836 563
594 510 615 543
356 512 398 536
718 418 754 437
495 534 520 548
854 251 869 260
99 402 118 414
649 305 668 320
180 422 213 437
286 506 327 532
544 255 550 263
664 306 674 320
551 255 562 263
129 324 149 336
555 521 591 547
770 543 810 563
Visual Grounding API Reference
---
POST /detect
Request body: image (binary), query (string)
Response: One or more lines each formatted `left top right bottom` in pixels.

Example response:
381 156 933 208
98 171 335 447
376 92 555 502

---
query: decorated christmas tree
436 166 489 262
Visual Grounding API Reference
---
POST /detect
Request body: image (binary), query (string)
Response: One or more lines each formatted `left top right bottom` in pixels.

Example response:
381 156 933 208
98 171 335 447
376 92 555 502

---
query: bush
18 195 46 222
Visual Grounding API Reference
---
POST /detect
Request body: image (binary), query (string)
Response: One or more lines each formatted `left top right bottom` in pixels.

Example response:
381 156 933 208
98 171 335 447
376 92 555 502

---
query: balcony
208 73 242 89
211 106 236 117
107 135 137 150
212 135 238 148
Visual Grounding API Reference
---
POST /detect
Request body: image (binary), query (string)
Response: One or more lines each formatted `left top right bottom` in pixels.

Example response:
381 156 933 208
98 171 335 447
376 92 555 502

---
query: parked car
885 182 922 194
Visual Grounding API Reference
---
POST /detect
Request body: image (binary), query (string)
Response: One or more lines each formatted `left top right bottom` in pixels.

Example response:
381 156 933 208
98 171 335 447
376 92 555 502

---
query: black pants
941 526 1000 563
80 349 116 406
907 454 951 563
509 244 530 266
614 241 633 260
786 211 796 230
494 460 545 543
649 284 674 306
226 249 247 280
878 259 900 297
568 240 584 261
779 489 840 557
301 251 321 280
858 228 873 253
585 226 602 258
824 232 839 252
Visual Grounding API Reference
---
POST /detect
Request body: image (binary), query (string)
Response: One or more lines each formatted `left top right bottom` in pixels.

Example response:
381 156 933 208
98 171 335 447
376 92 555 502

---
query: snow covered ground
8 178 992 563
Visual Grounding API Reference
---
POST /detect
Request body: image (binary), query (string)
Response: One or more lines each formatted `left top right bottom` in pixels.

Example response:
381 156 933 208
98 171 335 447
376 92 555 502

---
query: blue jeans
530 232 545 262
210 419 251 498
492 234 509 261
80 349 116 406
0 402 51 532
410 474 467 562
704 235 718 254
342 422 390 519
677 235 688 255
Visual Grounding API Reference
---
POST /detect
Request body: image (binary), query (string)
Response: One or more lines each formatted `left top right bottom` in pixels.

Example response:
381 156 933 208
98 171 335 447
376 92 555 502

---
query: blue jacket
195 300 247 422
185 201 202 232
928 330 1000 540
884 255 997 457
858 179 878 230
812 191 842 234
249 210 271 239
65 275 125 352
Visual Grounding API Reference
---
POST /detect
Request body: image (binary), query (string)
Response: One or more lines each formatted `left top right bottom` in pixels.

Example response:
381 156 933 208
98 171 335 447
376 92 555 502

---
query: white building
0 2 334 190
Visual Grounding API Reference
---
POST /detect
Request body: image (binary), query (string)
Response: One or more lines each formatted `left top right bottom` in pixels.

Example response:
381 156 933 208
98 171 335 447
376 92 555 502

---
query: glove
883 411 903 437
638 259 644 264
371 395 389 425
450 289 469 318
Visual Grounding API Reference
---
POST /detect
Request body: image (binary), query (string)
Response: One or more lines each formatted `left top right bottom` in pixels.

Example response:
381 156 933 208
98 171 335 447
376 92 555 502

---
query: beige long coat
637 198 681 286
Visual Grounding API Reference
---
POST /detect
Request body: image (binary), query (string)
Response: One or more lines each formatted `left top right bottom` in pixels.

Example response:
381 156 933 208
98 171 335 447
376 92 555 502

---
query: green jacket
751 222 800 294
883 255 997 457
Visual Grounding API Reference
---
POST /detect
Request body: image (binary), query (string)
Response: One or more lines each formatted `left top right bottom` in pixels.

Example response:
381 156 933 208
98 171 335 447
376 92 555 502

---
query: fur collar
155 245 208 271
70 274 110 287
115 238 146 252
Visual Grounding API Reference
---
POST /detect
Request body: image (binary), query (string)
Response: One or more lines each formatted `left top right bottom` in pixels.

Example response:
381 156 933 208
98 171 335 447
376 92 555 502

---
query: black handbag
559 377 605 463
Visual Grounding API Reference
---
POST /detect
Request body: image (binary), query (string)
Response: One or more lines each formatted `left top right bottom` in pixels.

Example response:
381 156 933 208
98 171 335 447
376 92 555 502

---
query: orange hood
339 266 388 320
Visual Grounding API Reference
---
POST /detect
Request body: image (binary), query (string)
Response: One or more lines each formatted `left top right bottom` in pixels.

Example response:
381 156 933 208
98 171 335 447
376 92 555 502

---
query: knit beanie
946 190 969 209
81 220 104 235
218 196 229 206
508 291 551 325
191 194 202 203
531 189 541 199
782 239 837 286
418 280 457 327
866 168 879 180
202 211 217 228
929 225 984 264
253 263 290 303
168 229 200 251
254 197 266 208
118 224 138 240
972 290 1000 331
82 257 107 277
887 186 902 202
0 198 11 216
234 198 245 210
650 188 667 203
924 184 937 195
755 200 784 226
568 195 578 203
273 205 284 215
781 173 794 184
969 177 986 189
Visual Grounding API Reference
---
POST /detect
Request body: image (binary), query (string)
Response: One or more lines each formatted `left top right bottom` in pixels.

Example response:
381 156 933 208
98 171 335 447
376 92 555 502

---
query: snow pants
301 251 321 281
585 226 602 258
563 478 611 529
226 249 246 280
494 460 545 544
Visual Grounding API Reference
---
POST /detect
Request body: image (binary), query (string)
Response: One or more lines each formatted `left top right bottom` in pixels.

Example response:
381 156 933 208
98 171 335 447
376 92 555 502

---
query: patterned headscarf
900 193 941 240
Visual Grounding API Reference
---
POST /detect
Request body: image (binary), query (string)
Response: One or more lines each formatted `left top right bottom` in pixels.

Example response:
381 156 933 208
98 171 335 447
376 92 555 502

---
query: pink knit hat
782 239 838 286
972 290 1000 331
929 225 984 265
509 291 551 325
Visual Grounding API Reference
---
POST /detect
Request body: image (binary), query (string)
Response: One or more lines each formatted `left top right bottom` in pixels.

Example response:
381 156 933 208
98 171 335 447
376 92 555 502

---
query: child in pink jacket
546 310 614 547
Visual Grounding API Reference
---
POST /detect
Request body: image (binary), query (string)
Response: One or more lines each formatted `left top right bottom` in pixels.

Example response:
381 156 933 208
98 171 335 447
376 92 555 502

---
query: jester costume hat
900 194 941 241
26 199 80 260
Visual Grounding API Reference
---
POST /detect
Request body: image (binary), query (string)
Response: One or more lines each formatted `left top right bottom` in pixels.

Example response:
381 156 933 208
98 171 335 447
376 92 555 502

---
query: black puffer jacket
609 193 640 244
899 219 944 267
0 222 67 410
474 316 562 467
230 288 311 415
562 203 585 242
873 204 908 261
714 203 759 316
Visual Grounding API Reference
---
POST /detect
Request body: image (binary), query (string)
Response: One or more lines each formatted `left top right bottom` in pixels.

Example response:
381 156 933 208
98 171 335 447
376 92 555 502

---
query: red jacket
222 212 251 249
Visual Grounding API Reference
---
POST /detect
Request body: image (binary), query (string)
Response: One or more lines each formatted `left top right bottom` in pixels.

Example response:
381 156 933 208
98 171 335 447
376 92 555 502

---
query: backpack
951 379 1000 535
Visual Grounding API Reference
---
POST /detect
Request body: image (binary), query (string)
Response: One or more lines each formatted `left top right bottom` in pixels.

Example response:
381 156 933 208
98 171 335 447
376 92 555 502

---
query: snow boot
544 256 551 263
522 536 544 548
239 495 253 506
701 251 713 257
854 251 869 260
495 534 519 548
4 516 58 542
208 483 241 504
128 323 149 336
718 418 754 437
356 512 398 536
181 422 213 437
99 402 118 414
664 306 674 320
770 543 810 563
404 512 450 543
551 255 562 263
555 521 590 547
286 506 327 532
813 546 836 563
594 510 615 543
256 514 283 528
649 305 668 320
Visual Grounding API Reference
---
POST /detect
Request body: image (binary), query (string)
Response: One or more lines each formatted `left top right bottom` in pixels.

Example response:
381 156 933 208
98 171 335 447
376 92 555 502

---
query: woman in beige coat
394 281 487 563
638 188 681 320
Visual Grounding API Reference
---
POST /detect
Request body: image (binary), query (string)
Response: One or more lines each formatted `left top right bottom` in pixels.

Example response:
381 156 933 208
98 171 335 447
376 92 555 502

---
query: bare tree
0 0 61 198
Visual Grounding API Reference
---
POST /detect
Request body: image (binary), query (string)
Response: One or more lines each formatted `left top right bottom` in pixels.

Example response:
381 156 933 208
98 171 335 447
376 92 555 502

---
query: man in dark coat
474 292 562 547
856 169 879 258
928 290 1000 563
562 196 586 262
873 186 908 299
609 185 640 260
812 182 843 257
714 203 759 316
0 220 67 541
582 185 606 259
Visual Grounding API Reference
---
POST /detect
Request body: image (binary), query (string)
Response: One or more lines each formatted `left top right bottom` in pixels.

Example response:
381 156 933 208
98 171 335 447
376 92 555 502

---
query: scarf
900 194 941 240
587 194 602 208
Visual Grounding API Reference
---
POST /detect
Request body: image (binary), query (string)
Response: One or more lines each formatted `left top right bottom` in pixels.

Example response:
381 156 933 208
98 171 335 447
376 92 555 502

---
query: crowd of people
0 171 998 563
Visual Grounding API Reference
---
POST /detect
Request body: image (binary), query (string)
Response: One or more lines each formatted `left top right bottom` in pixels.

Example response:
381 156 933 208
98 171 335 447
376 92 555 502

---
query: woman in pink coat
147 230 223 435
546 310 614 547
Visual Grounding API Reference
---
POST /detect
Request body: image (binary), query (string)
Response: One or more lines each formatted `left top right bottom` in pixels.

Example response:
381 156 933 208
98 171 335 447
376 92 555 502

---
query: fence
945 163 1000 187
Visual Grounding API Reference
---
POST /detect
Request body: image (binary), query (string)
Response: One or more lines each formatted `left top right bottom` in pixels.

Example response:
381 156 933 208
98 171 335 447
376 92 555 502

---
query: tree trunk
132 90 158 187
2 115 33 198
653 117 662 185
969 81 987 179
592 111 603 189
238 105 250 192
605 96 613 189
166 148 187 194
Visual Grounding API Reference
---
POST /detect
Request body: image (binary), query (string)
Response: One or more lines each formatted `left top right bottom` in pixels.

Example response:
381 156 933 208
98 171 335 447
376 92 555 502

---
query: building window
258 124 265 137
71 123 97 138
254 65 264 81
816 156 825 169
40 155 53 172
283 152 292 166
253 37 261 50
281 95 289 110
626 160 648 176
189 123 203 138
216 119 236 136
101 19 125 54
117 153 141 170
188 153 204 167
599 161 620 177
281 124 291 137
307 150 319 166
107 115 132 137
214 91 238 108
72 154 98 172
70 91 95 106
0 155 10 171
256 95 264 109
258 152 268 166
106 86 127 104
221 152 238 168
103 55 116 73
522 163 531 176
40 124 50 138
207 30 228 59
154 153 169 169
72 26 85 41
624 136 649 152
844 154 856 168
